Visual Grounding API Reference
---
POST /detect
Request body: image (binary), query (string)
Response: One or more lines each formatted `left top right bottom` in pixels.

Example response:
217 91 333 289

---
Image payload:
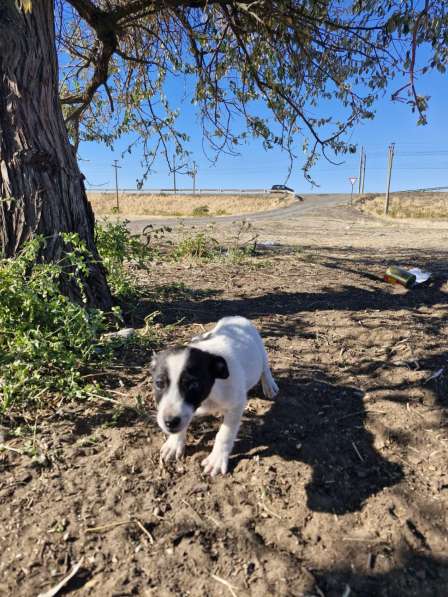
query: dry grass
357 192 448 219
87 192 295 217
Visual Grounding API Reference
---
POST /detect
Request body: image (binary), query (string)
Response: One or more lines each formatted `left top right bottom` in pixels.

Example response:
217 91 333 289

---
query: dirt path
1 204 448 596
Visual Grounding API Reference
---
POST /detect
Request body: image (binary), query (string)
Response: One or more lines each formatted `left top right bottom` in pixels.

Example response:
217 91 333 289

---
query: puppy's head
150 346 229 434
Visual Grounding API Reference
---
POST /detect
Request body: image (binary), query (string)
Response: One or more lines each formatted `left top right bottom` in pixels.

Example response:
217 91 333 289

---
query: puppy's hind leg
191 330 213 343
261 350 279 399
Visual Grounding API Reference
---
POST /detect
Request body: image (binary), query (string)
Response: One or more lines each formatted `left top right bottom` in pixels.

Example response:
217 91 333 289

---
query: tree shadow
234 371 404 515
130 276 447 328
314 550 448 597
350 347 448 429
119 244 448 332
122 282 223 327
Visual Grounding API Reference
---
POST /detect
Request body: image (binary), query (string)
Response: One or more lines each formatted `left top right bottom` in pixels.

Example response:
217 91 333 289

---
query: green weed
170 228 222 261
168 221 260 264
95 219 161 299
0 223 175 418
0 235 110 414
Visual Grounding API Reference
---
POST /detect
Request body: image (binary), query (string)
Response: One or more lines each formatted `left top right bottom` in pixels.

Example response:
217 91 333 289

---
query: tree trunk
0 0 112 309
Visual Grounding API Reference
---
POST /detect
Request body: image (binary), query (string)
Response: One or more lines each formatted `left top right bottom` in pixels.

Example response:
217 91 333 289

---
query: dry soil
1 202 447 596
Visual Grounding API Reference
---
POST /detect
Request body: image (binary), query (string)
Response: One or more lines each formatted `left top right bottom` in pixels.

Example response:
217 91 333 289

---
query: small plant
230 220 258 254
95 219 159 299
191 205 209 216
166 221 263 265
170 228 221 261
223 220 259 263
0 235 110 414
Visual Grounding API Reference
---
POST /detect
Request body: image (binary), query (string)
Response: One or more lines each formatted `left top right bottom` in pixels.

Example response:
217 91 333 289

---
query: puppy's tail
261 349 279 399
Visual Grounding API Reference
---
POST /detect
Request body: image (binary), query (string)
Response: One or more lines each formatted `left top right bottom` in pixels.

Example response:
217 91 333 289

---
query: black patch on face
179 347 229 410
150 347 229 410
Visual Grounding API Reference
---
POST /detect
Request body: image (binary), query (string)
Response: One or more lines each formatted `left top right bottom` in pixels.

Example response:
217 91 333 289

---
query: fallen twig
86 518 155 545
87 393 145 416
352 441 364 463
133 518 155 544
211 574 239 597
336 409 386 421
85 520 129 533
206 514 221 527
424 368 444 383
181 498 204 524
37 557 84 597
81 371 114 379
106 389 130 397
87 393 124 407
0 443 23 455
258 501 282 520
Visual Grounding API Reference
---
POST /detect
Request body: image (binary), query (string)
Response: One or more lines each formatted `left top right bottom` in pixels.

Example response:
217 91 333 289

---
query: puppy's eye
188 381 200 392
155 379 165 390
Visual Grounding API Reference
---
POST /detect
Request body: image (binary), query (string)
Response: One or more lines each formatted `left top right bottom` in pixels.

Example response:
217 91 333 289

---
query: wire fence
86 188 282 194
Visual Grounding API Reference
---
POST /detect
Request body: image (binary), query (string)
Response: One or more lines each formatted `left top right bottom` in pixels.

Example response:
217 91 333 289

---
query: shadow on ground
146 278 447 325
235 371 404 515
314 550 448 597
132 249 447 328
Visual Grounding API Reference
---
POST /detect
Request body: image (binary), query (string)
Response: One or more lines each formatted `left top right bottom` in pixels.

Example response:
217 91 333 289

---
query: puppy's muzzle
164 415 182 433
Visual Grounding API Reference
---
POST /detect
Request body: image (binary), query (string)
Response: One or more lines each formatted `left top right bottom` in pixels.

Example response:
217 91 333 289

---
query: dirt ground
1 203 448 596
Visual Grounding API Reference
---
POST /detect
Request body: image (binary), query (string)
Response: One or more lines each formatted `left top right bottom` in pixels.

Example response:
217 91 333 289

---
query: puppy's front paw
201 447 229 476
160 434 185 462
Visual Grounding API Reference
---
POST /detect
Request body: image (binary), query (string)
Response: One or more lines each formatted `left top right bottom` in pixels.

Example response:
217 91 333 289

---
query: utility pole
358 147 364 194
384 143 395 215
361 151 367 195
173 154 177 194
171 153 188 194
112 159 121 212
192 161 197 195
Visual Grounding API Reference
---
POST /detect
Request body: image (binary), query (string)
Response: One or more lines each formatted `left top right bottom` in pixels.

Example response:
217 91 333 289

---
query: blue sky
78 68 447 195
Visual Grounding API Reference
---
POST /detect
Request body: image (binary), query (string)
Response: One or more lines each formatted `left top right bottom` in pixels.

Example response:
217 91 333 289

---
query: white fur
159 316 278 476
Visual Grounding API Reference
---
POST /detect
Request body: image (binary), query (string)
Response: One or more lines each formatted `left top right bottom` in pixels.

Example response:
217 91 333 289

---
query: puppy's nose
165 416 181 431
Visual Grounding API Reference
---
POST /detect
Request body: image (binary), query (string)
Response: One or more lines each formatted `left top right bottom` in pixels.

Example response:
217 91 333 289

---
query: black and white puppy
150 316 279 476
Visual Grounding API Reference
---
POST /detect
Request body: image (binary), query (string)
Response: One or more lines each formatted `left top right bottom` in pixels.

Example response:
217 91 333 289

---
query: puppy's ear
210 355 229 379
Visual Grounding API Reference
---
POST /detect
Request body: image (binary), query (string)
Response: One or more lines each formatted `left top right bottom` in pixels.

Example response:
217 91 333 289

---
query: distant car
271 184 294 193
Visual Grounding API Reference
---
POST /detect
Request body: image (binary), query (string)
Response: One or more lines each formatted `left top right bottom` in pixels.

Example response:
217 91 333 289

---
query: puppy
150 316 279 476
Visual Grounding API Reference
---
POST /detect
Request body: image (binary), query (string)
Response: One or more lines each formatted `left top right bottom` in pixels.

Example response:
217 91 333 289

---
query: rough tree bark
0 0 112 309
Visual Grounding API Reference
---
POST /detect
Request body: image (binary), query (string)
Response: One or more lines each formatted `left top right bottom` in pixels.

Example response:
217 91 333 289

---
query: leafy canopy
50 0 448 182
